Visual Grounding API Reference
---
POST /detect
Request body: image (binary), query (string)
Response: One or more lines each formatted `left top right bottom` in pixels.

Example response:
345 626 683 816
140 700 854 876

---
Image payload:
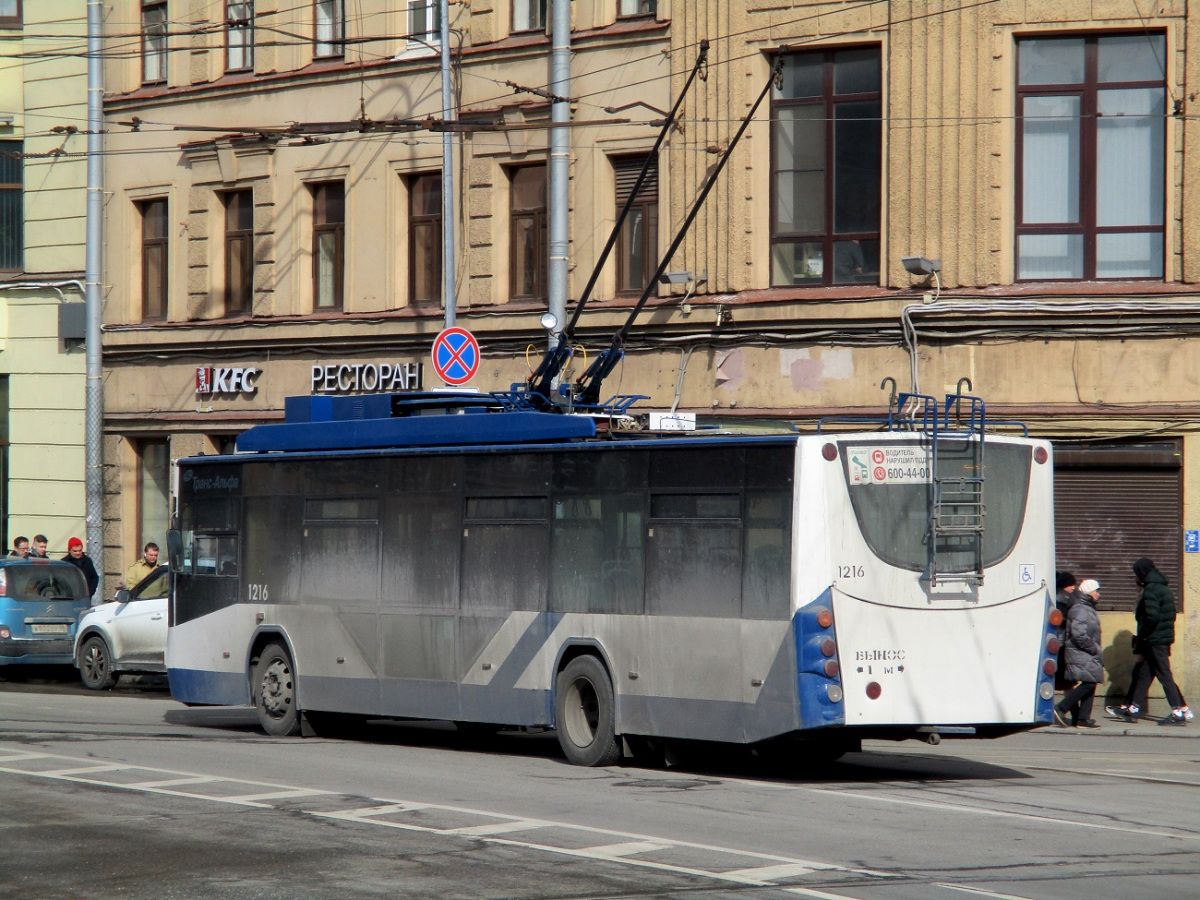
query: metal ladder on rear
898 392 987 586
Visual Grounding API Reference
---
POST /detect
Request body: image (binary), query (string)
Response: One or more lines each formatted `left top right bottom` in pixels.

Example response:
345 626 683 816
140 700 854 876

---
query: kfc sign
196 366 261 396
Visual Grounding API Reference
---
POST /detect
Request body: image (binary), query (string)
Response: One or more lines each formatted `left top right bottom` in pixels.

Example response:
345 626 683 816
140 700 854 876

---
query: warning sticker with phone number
848 446 932 485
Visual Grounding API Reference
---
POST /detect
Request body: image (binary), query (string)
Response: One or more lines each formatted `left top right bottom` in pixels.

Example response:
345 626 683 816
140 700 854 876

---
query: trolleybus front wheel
253 642 301 737
555 656 621 767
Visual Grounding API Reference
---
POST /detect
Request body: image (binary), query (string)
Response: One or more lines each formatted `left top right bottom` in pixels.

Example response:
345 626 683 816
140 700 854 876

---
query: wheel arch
75 627 112 664
552 639 621 733
246 628 299 706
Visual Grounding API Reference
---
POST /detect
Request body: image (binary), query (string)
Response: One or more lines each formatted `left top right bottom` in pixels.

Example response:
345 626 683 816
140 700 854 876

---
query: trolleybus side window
549 450 647 615
462 455 549 613
742 445 795 620
381 455 461 610
300 495 380 604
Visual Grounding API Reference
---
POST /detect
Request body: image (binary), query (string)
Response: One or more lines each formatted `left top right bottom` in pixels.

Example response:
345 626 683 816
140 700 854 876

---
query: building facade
0 1 89 562
103 1 1199 709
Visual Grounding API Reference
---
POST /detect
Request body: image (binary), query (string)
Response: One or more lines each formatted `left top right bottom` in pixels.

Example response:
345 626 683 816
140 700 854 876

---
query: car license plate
29 624 68 635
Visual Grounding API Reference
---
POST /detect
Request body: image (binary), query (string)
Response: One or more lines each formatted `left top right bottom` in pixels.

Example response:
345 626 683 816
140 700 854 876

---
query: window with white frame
408 0 441 46
514 0 546 32
1016 34 1167 281
315 0 344 58
226 1 254 72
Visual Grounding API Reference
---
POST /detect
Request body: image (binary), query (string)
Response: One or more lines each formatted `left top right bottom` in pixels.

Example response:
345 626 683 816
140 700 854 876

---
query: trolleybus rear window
842 440 1030 574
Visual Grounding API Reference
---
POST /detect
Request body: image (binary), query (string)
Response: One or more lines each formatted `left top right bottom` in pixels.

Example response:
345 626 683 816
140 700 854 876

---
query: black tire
253 642 301 737
555 655 621 767
78 636 116 691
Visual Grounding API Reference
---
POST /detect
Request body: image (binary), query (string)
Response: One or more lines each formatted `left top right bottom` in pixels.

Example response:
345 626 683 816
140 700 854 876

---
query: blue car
0 559 92 667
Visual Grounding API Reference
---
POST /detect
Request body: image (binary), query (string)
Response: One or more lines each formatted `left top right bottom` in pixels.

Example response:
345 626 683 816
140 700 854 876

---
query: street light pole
439 0 456 328
85 0 104 561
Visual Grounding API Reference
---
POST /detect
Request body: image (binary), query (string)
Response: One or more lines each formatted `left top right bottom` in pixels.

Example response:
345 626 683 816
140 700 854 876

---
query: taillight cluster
1038 606 1062 701
812 606 843 702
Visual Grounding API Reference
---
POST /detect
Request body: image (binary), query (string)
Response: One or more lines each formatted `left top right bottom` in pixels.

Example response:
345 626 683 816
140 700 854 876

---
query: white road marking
41 763 132 777
0 742 893 890
813 788 1200 841
936 883 1042 900
785 888 862 899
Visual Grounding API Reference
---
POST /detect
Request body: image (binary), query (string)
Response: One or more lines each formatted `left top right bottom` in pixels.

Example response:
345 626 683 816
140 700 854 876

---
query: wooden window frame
1015 34 1167 282
0 140 22 272
225 0 254 73
512 0 547 33
140 198 169 321
409 173 442 307
141 1 168 85
312 182 345 311
0 1 21 31
617 0 656 18
769 46 882 288
613 155 658 296
314 0 344 59
223 190 254 317
508 165 548 304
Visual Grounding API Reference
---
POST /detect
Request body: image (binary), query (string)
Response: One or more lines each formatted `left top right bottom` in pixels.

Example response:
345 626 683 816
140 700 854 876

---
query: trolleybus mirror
167 530 184 574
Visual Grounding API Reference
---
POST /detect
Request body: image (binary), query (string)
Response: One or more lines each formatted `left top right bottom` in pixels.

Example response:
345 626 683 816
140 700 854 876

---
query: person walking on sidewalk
1115 557 1190 726
1054 579 1103 728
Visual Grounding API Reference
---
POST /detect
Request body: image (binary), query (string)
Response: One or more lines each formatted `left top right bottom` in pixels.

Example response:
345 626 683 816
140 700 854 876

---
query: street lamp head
901 256 941 277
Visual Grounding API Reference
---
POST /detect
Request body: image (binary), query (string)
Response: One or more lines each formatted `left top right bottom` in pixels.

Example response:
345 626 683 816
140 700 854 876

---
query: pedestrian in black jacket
61 537 100 602
1115 558 1190 725
1054 579 1102 728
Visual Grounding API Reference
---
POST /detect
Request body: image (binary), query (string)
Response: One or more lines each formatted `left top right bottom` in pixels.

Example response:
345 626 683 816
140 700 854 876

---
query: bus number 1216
248 583 270 602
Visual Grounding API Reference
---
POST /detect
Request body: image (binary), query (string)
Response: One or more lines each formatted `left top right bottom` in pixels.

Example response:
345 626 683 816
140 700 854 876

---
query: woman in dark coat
1054 579 1103 728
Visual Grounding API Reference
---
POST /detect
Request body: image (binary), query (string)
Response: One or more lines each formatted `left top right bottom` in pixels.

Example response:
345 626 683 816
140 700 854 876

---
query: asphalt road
1 668 1197 900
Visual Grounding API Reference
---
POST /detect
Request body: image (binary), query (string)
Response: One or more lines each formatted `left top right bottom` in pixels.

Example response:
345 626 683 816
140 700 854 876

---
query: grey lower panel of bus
295 614 800 745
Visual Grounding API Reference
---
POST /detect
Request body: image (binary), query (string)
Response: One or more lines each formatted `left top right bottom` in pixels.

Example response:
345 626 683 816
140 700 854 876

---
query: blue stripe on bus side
794 589 845 729
1034 590 1057 724
168 667 250 707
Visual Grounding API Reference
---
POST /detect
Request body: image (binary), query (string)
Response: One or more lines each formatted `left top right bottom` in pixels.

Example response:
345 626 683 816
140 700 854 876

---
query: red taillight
1034 446 1048 465
816 608 834 629
866 682 882 699
1048 608 1064 628
822 443 839 462
1043 659 1057 676
819 637 836 657
823 659 840 678
1046 636 1061 655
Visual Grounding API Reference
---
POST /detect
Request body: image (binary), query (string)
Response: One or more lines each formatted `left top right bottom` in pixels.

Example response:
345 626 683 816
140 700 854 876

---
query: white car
74 566 169 690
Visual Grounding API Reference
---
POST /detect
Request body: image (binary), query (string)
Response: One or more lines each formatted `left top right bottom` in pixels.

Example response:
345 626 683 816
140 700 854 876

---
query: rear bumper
0 637 75 665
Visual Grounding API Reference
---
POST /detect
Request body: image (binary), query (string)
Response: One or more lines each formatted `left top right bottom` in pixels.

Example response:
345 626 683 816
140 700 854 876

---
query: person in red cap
61 537 100 601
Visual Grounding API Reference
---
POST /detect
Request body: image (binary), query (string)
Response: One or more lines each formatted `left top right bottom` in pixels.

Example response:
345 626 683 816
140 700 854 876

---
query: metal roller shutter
1054 464 1182 613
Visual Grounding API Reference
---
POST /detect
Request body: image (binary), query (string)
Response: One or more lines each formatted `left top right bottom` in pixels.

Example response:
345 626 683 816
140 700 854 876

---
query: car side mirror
167 529 184 574
113 589 130 605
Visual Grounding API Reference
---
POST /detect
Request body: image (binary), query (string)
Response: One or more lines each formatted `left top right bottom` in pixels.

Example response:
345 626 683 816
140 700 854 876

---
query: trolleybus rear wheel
555 656 621 767
254 642 301 737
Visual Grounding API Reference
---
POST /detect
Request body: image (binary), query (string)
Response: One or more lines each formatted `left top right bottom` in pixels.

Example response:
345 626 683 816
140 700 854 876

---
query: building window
0 142 21 272
140 199 168 320
0 1 20 30
312 182 344 310
410 173 442 306
513 0 546 32
138 439 171 552
1017 34 1166 281
613 155 658 294
226 1 254 72
510 166 547 303
314 0 344 58
408 0 441 46
618 0 656 17
141 2 167 84
223 190 254 316
770 47 882 287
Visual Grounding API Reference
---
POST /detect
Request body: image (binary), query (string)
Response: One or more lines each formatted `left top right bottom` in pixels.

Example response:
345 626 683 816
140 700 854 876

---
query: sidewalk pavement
1037 712 1200 737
